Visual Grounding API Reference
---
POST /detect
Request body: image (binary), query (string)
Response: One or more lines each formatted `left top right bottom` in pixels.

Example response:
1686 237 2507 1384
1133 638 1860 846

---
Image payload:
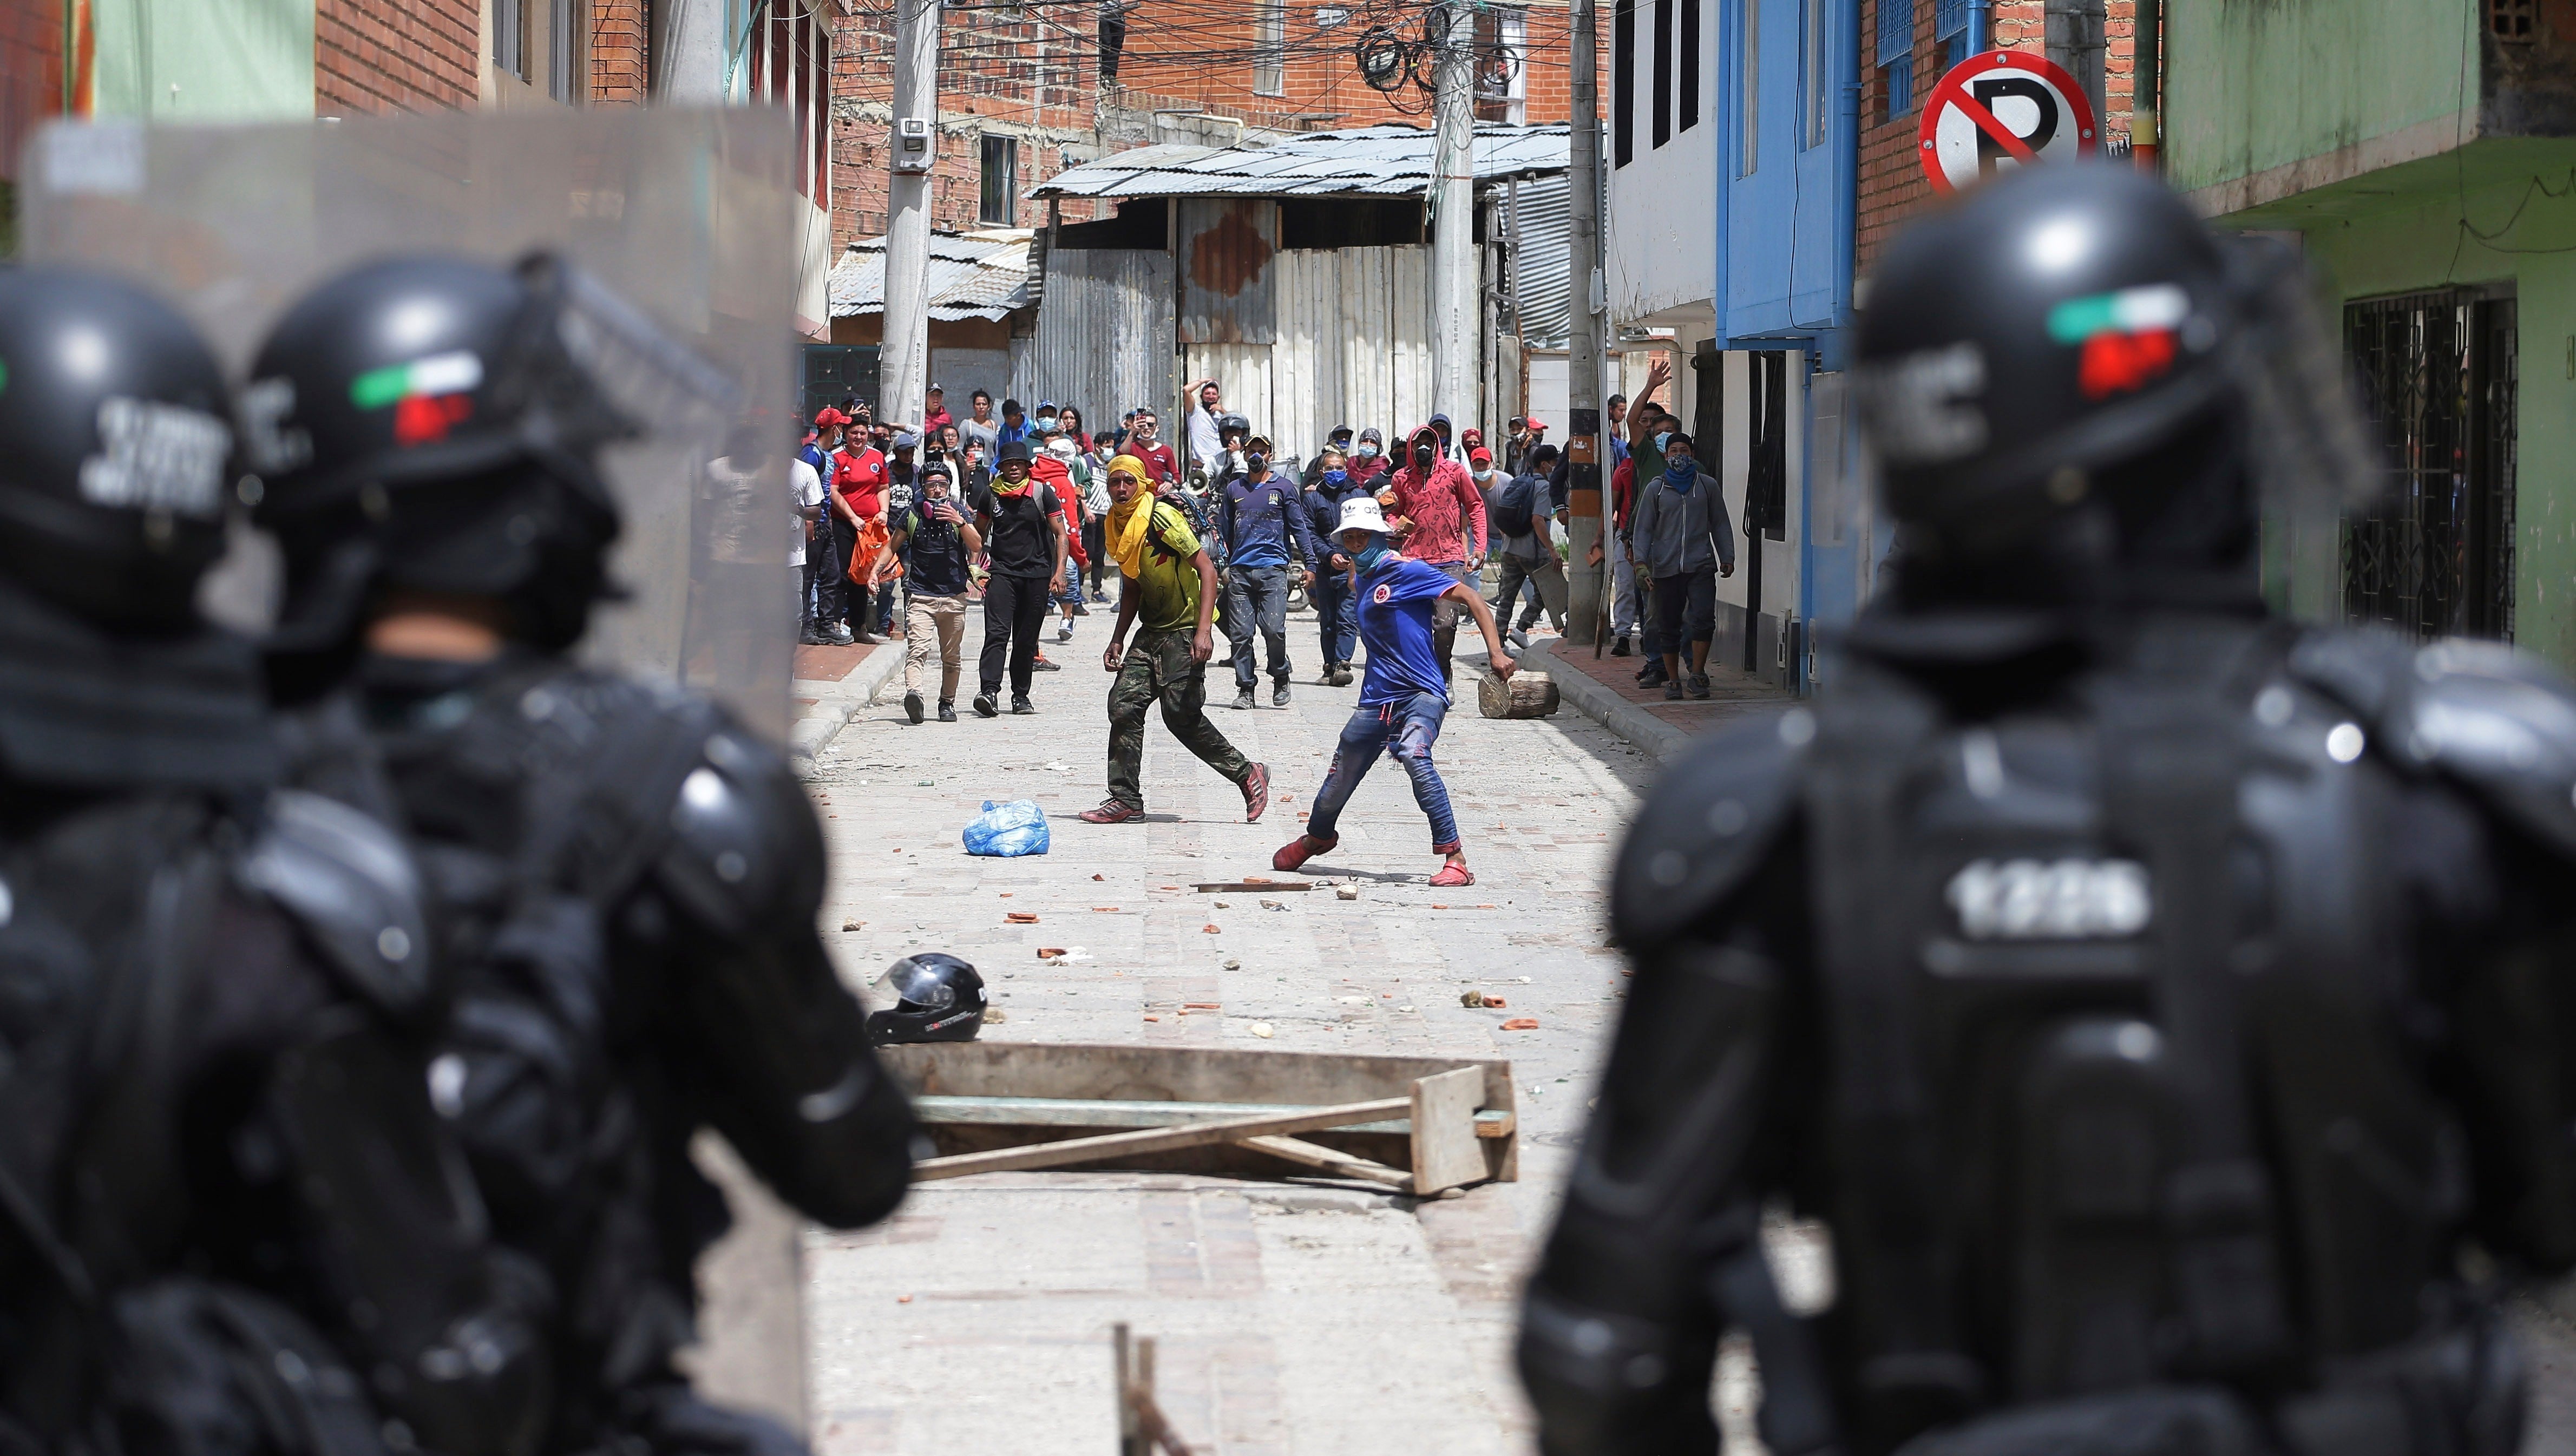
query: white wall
1604 0 1720 326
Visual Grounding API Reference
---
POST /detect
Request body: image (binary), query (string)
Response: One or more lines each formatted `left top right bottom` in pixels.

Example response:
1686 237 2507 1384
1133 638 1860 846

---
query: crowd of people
792 372 1719 887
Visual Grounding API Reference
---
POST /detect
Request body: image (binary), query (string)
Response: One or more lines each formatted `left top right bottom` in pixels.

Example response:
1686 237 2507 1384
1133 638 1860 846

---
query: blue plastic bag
962 799 1051 857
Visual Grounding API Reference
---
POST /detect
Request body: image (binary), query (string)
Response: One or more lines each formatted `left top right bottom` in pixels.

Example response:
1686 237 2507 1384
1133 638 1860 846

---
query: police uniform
1518 166 2576 1456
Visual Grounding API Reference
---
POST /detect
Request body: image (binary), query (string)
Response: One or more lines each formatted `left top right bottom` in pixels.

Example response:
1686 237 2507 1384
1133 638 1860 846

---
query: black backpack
1489 476 1539 541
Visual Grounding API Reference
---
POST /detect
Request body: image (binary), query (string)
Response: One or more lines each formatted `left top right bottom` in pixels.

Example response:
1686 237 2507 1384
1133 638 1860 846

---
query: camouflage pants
1106 628 1251 810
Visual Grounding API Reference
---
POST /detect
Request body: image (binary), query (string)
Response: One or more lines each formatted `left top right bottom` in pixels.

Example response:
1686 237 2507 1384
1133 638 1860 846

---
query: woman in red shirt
1057 405 1093 454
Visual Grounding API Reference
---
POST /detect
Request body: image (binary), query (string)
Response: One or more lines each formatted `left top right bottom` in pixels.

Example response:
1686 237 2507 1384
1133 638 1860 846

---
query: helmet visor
877 956 960 1014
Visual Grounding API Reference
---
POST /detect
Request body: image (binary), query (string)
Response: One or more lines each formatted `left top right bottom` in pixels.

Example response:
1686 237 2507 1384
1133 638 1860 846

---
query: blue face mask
1653 430 1674 455
1323 469 1348 486
1665 455 1697 491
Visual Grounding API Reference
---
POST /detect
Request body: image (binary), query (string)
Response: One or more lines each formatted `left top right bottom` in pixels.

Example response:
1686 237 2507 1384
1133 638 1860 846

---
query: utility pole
884 0 941 430
1563 0 1605 649
1428 0 1477 434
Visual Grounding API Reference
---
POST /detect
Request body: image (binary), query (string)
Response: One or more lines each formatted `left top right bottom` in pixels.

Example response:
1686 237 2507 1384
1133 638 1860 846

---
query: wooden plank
914 1094 1515 1138
1410 1066 1489 1195
912 1096 1410 1182
1239 1135 1415 1191
1192 881 1314 893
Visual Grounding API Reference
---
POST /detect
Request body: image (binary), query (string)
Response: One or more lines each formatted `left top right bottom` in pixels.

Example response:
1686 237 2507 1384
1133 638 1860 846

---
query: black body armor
296 650 916 1453
1519 611 2576 1456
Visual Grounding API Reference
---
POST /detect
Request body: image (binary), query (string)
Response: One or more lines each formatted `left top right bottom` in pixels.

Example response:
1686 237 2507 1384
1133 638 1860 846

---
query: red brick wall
1 0 62 184
315 0 479 115
1856 0 2136 278
591 0 648 104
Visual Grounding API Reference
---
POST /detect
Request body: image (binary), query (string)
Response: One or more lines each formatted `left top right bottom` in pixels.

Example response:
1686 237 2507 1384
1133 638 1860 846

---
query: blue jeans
1312 567 1358 666
1307 693 1459 852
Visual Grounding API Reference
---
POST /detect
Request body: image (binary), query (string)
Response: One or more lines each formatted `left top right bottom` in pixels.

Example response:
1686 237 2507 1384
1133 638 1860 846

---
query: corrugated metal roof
1028 122 1569 201
828 228 1034 321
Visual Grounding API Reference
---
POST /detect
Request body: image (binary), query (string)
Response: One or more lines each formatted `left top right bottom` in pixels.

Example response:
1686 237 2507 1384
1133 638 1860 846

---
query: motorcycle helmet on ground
867 953 988 1045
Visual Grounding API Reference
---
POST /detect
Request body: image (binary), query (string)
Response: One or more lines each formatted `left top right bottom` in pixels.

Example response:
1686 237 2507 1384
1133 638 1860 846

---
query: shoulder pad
653 722 825 936
2290 630 2576 861
1611 710 1808 954
237 789 434 1014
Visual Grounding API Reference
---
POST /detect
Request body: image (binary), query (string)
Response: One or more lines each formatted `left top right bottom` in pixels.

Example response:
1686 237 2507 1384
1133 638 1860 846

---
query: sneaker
1687 673 1712 700
1664 679 1684 700
1509 628 1531 651
1071 600 1090 616
1330 665 1354 687
1231 687 1255 710
1271 833 1339 871
799 630 827 646
1056 624 1074 642
1430 861 1477 888
1240 763 1271 823
1011 694 1035 714
826 624 856 646
1079 798 1145 823
1272 681 1290 707
1089 589 1110 604
903 690 925 724
1638 662 1669 687
1610 635 1631 657
1033 656 1061 672
974 692 999 718
938 700 957 722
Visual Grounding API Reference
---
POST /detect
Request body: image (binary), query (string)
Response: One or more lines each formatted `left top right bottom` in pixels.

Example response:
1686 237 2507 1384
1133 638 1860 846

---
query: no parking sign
1917 50 2097 194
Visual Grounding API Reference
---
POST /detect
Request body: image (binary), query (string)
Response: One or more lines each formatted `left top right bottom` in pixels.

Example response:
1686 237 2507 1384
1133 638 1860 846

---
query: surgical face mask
1036 415 1058 431
1654 430 1674 454
1356 442 1379 458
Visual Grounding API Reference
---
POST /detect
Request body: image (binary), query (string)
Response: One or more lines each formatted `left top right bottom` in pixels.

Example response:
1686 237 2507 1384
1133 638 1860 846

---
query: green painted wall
2228 137 2576 669
2166 0 2476 197
90 0 312 121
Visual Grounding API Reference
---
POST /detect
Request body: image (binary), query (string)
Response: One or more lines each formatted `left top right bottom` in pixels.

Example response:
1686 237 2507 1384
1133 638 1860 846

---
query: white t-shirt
789 455 825 567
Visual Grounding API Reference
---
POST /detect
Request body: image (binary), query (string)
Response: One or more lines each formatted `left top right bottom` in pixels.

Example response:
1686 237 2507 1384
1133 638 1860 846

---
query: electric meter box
892 118 934 173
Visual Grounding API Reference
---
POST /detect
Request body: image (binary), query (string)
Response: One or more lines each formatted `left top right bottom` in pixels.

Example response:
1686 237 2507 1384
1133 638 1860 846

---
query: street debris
1502 1018 1539 1031
1463 991 1507 1008
1006 911 1040 924
1336 886 1360 900
841 920 862 932
1249 1022 1274 1038
962 799 1050 857
1038 947 1065 958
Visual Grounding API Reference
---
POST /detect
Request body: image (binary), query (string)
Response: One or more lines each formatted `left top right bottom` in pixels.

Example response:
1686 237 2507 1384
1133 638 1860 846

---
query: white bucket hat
1334 495 1389 536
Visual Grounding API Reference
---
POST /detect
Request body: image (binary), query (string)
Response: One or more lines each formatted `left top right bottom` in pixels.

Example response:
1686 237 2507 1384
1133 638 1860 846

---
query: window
1876 0 1914 120
1679 0 1700 132
980 135 1017 226
548 0 586 102
2492 0 2536 41
1736 0 1757 174
1651 0 1672 148
1804 0 1830 147
1933 0 1967 75
1254 1 1286 95
1475 7 1529 124
2044 0 2106 125
1613 0 1636 167
495 0 528 78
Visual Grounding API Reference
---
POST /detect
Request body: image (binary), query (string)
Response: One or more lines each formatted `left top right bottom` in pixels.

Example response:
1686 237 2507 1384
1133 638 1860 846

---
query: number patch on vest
1944 858 2152 940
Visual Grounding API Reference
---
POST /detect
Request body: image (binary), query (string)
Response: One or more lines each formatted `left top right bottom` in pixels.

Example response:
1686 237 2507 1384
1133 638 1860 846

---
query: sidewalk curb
1520 639 1693 762
790 645 903 778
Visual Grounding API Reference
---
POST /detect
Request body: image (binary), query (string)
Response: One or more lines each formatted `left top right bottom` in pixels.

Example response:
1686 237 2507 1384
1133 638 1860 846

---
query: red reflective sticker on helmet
2078 328 2177 401
392 392 475 446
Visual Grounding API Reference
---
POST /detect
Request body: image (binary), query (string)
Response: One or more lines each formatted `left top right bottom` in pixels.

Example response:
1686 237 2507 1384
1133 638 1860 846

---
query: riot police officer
241 252 917 1456
1518 164 2575 1456
0 268 550 1456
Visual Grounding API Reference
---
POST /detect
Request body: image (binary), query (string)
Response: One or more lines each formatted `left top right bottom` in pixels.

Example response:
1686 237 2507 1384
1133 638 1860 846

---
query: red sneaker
1272 834 1339 872
1429 862 1476 888
1078 799 1144 824
1240 763 1270 823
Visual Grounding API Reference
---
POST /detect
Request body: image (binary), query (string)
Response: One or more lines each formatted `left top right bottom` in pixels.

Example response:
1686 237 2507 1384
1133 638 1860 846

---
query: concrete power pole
1428 1 1477 432
1563 0 1606 648
884 0 941 430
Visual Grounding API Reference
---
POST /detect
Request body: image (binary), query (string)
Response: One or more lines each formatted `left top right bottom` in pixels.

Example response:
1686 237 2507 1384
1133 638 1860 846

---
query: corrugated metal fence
1015 248 1176 423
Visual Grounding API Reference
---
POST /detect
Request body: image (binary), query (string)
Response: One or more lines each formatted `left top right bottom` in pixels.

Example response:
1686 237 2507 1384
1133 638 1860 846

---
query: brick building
320 0 478 114
827 0 1606 249
1854 0 2140 274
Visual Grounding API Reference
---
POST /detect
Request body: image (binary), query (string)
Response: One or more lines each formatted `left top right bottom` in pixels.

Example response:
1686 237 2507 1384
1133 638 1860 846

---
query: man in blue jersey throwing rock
1271 495 1516 888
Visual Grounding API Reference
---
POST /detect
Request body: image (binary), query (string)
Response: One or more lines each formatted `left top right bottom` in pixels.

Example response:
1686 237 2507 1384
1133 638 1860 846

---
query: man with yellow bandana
1078 457 1271 825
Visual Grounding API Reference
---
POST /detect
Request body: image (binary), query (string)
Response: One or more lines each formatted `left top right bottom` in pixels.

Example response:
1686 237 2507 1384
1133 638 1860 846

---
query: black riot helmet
244 251 739 668
1218 413 1250 444
0 267 236 628
866 953 987 1045
1853 163 2369 602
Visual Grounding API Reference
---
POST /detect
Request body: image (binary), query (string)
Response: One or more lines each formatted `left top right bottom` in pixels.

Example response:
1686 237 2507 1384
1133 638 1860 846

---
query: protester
1034 399 1063 438
1059 404 1093 454
1127 409 1178 484
1492 443 1568 639
960 388 1001 456
958 436 993 491
1623 406 1678 681
1216 433 1319 709
1427 411 1459 462
1078 432 1115 601
802 408 855 643
888 431 920 519
1079 456 1271 826
1347 426 1393 492
1603 406 1661 659
792 436 837 645
1519 417 1549 474
1301 445 1362 685
889 463 979 723
1211 414 1253 489
970 440 1067 716
1629 430 1732 701
922 383 954 438
833 415 892 642
1305 425 1358 488
1183 377 1226 481
997 397 1030 448
1271 495 1515 887
1038 436 1092 644
1381 423 1487 682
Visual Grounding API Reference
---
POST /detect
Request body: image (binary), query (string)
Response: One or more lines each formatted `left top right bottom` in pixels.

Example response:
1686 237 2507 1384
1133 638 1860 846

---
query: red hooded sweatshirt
1385 424 1485 567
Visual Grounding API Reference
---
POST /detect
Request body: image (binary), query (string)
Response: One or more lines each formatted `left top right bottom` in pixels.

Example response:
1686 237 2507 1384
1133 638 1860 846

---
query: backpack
1489 475 1539 541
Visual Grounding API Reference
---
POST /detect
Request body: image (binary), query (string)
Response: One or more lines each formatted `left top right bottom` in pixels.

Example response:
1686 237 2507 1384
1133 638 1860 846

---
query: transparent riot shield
19 108 802 741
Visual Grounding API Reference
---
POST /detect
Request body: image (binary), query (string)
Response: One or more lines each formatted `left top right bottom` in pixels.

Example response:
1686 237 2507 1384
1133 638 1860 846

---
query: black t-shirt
901 500 974 596
972 482 1062 578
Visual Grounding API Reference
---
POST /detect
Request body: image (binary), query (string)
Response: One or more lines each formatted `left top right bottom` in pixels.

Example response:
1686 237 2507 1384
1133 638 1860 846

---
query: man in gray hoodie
1624 431 1734 700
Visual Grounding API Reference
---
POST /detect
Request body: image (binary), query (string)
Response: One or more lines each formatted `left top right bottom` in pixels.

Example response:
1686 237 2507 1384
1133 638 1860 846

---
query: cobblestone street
798 614 1689 1453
